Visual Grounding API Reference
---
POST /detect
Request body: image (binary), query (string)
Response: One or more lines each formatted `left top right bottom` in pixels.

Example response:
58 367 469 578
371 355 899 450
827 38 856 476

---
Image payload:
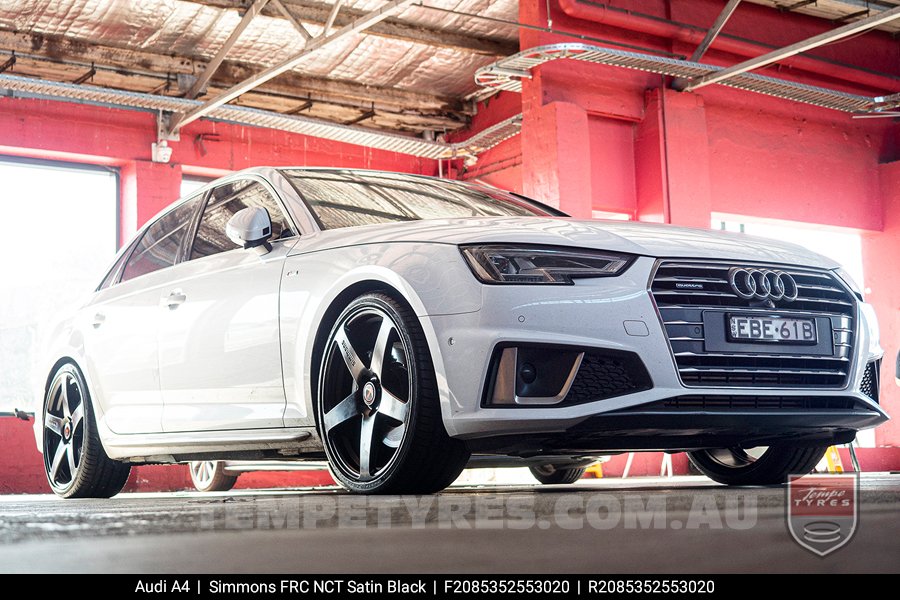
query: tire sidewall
318 294 424 493
687 445 825 486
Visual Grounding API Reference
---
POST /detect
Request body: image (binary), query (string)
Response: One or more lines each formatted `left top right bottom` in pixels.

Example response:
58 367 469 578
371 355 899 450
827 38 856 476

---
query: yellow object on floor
585 462 603 478
825 446 844 473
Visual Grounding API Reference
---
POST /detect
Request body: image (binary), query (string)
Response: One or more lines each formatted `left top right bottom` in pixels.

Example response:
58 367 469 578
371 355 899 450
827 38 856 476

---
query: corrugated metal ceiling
0 0 517 98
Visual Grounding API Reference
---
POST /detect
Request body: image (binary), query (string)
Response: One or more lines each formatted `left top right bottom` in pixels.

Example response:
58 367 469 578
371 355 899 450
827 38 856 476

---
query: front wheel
318 293 469 494
529 464 586 485
688 445 828 486
42 363 131 498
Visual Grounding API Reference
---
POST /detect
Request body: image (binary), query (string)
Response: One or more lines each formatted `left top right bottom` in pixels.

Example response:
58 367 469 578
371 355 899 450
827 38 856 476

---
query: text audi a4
35 168 887 496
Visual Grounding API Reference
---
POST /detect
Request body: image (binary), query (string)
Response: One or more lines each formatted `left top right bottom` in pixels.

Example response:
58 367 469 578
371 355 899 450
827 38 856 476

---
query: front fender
31 311 96 454
280 243 483 430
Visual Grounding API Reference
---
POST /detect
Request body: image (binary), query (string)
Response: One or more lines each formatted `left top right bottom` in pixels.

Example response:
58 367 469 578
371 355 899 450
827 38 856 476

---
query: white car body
34 167 887 491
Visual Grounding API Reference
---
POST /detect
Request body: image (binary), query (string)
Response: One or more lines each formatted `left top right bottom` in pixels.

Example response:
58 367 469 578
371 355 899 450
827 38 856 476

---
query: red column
636 89 712 227
120 161 183 244
863 160 900 446
521 99 593 218
635 90 667 223
660 91 712 228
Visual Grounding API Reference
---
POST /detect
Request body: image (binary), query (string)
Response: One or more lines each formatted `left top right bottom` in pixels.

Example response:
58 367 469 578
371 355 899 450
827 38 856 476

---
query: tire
688 445 828 486
317 292 469 494
42 363 131 498
529 464 586 485
189 461 238 492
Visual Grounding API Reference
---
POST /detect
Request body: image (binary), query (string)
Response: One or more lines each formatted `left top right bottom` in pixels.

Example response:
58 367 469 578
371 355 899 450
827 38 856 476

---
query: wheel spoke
378 390 408 424
70 403 84 429
66 444 77 476
60 377 71 418
333 327 365 381
359 413 377 479
45 413 64 436
383 424 404 448
49 443 66 483
369 318 395 378
323 393 359 432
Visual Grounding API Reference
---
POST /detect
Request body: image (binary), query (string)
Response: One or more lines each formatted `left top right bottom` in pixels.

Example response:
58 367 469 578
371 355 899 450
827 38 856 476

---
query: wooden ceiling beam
189 0 518 56
0 29 468 116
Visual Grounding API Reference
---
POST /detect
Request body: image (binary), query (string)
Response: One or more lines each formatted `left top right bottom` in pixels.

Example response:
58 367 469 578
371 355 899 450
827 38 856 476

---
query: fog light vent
483 344 652 407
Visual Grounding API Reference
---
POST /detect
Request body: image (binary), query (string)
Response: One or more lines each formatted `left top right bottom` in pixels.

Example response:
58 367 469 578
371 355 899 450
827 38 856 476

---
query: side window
97 238 139 291
190 179 293 260
120 196 200 283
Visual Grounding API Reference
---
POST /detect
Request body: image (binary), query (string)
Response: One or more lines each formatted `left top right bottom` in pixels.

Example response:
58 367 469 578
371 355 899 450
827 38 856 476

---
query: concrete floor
0 475 897 573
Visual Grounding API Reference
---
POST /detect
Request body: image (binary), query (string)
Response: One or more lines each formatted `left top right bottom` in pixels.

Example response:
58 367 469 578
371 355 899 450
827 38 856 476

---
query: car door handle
165 290 187 310
91 313 106 329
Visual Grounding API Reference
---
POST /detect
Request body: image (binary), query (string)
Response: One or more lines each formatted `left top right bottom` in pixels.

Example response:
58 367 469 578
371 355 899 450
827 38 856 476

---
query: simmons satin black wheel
688 445 827 486
318 293 469 494
189 461 238 492
42 363 131 498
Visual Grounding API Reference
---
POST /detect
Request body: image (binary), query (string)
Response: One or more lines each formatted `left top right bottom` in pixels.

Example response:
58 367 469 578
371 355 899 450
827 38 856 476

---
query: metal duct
475 43 897 115
0 73 521 160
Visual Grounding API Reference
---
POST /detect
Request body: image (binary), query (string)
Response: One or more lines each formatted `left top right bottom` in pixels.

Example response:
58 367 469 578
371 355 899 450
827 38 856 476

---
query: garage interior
0 0 898 572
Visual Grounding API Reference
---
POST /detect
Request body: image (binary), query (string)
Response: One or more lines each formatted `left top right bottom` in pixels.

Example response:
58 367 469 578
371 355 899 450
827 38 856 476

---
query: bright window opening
712 215 865 290
181 176 211 199
0 159 118 413
592 210 632 221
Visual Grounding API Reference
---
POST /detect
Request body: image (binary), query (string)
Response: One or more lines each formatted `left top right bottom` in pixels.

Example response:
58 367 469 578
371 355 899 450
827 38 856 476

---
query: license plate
728 315 817 344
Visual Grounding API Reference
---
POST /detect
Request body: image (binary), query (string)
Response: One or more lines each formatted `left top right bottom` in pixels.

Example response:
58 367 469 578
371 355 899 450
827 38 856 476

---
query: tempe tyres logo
787 473 858 556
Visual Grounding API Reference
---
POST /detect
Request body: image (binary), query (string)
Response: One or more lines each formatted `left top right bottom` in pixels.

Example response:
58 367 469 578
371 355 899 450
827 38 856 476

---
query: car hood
292 217 840 269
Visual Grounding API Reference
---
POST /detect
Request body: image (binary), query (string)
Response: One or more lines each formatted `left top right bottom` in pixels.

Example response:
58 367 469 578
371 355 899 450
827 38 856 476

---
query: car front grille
650 261 856 389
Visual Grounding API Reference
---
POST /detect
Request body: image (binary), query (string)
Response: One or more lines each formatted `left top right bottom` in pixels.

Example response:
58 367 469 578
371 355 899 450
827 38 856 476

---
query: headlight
834 267 864 301
460 244 634 284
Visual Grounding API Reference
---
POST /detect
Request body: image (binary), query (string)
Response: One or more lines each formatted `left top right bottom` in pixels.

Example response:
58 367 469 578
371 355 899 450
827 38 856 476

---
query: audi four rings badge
728 268 799 301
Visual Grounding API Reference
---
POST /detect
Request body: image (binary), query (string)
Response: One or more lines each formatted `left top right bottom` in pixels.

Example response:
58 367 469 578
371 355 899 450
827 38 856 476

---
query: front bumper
427 256 888 442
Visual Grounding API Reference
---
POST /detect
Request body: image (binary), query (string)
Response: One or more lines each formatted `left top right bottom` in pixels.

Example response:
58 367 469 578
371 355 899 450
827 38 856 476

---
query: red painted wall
455 91 523 193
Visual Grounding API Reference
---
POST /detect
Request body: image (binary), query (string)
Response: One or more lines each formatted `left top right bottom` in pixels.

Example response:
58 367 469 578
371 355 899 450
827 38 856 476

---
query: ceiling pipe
557 0 899 93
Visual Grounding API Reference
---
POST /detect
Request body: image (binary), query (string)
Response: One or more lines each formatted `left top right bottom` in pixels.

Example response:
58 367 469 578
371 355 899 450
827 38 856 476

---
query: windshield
281 169 558 230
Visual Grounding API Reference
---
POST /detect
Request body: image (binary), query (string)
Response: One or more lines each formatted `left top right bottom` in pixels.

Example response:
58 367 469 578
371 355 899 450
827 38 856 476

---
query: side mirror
226 207 273 254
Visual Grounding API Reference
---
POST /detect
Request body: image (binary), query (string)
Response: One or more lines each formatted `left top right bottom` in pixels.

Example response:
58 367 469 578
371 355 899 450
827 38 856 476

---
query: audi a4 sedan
35 167 887 497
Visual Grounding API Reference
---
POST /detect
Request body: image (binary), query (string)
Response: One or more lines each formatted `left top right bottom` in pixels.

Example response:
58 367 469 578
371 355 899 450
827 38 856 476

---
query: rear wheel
189 461 238 492
318 293 469 494
529 464 586 485
42 363 131 498
688 445 827 486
